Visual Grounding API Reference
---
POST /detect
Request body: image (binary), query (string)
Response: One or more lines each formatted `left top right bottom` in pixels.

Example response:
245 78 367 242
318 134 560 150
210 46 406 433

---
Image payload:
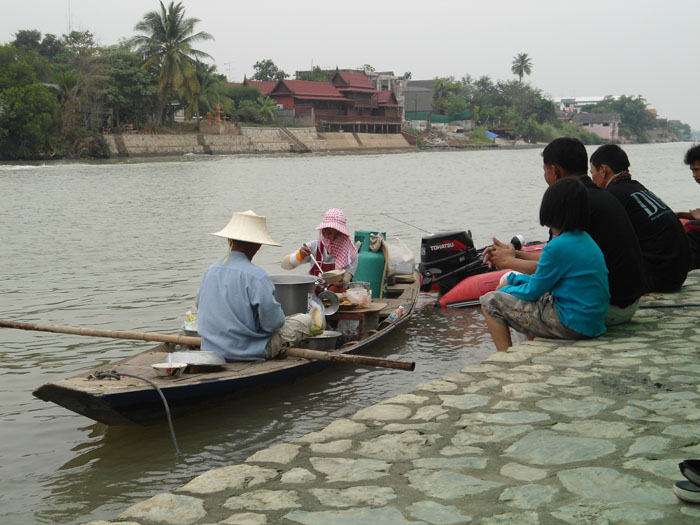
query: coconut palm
511 53 533 83
256 96 278 124
130 1 213 125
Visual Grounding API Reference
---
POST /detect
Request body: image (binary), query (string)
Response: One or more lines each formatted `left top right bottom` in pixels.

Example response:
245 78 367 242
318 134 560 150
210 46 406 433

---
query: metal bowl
302 330 342 350
152 362 188 377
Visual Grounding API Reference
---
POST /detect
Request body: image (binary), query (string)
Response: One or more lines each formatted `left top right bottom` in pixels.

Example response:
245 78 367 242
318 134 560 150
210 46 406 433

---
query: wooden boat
30 272 420 426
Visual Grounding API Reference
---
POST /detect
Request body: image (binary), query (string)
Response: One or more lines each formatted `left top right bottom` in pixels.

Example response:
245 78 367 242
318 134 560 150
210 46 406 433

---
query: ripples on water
0 143 695 523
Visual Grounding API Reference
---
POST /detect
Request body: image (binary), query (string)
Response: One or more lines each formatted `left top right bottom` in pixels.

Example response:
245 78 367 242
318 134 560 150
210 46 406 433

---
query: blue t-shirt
499 230 609 337
196 251 285 361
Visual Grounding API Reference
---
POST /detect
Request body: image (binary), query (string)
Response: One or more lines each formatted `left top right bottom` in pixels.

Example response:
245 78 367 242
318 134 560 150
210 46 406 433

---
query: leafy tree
297 66 327 82
12 29 42 50
360 64 375 72
431 76 461 115
237 99 260 122
0 44 51 88
0 83 59 159
251 59 287 81
511 53 533 82
38 34 62 59
100 47 157 129
130 1 214 125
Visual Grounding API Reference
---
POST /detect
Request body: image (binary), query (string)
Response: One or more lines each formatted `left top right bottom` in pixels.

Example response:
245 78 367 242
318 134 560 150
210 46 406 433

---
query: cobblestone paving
90 273 700 524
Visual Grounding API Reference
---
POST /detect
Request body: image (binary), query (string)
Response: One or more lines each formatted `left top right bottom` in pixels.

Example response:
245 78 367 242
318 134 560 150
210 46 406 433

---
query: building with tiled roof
266 72 402 133
243 80 277 96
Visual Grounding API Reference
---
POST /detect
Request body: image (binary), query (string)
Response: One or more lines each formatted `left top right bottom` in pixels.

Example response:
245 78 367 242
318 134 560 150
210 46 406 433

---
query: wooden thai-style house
246 71 403 133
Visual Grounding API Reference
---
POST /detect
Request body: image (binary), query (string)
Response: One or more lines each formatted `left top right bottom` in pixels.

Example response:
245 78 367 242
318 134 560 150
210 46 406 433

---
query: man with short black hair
590 144 689 292
677 144 700 268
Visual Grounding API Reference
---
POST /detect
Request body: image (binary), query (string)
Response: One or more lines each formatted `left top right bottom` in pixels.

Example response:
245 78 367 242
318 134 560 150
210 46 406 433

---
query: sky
1 0 698 129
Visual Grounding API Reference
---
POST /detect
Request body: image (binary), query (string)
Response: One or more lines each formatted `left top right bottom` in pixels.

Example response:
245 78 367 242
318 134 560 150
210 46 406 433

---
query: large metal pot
269 274 316 316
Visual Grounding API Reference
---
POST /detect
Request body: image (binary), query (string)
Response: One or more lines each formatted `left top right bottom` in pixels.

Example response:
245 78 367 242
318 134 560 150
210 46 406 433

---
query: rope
639 304 700 309
95 370 184 458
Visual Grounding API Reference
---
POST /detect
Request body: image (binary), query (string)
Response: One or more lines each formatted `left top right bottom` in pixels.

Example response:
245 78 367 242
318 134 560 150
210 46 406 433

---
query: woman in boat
281 208 358 287
479 178 610 352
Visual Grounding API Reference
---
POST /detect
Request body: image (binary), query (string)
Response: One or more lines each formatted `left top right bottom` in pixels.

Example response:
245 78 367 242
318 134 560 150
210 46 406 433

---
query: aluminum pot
302 330 342 350
269 274 317 316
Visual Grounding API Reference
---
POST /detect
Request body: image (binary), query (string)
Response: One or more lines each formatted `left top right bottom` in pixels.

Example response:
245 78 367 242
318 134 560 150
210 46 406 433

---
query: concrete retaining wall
355 133 411 149
104 128 414 157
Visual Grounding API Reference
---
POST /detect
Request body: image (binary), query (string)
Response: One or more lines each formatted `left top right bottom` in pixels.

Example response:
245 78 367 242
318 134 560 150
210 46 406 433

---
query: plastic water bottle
388 305 405 322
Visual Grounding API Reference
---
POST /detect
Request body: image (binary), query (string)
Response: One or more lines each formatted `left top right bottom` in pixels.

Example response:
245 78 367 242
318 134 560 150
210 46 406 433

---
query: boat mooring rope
639 303 700 309
95 370 184 458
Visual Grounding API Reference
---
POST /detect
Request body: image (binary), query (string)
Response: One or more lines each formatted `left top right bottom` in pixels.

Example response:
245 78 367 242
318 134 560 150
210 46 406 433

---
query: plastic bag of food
387 237 415 275
346 287 371 308
307 294 326 336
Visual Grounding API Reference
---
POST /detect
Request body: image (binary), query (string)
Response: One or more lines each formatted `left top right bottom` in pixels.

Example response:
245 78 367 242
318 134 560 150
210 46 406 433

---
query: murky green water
0 143 695 523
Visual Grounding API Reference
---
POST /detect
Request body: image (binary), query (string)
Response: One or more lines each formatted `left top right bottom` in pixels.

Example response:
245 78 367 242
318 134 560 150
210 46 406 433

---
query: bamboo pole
0 320 414 371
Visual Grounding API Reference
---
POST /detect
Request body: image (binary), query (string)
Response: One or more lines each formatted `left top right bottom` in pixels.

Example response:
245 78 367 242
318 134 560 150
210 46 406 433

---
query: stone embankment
90 272 700 525
103 128 414 157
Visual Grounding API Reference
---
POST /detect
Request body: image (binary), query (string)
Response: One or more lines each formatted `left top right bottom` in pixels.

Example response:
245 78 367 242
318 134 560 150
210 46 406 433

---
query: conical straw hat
210 210 281 246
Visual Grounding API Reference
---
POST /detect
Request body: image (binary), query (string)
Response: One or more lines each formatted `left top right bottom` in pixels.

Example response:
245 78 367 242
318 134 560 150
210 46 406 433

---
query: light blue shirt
500 230 609 337
196 251 285 361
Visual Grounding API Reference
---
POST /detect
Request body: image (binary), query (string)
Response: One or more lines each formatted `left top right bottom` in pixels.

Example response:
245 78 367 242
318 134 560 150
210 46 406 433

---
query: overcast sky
2 0 698 129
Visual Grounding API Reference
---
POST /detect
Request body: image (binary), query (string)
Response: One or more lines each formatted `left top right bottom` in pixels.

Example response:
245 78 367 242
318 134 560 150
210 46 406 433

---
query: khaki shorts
480 291 587 341
266 313 312 358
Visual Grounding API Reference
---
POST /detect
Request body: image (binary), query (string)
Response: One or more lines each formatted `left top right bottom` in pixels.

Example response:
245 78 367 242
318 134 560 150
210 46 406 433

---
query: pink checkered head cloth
316 208 357 270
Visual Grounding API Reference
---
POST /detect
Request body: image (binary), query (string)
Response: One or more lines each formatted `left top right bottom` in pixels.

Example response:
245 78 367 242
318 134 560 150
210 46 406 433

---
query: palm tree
256 96 278 124
130 1 213 125
511 53 533 83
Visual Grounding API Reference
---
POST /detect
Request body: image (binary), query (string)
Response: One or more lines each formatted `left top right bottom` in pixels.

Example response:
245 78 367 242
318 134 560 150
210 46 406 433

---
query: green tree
0 44 51 88
256 95 278 124
511 53 533 82
251 59 287 81
237 99 260 122
297 66 327 82
50 69 80 137
0 83 59 159
130 1 214 125
182 61 226 129
101 47 157 129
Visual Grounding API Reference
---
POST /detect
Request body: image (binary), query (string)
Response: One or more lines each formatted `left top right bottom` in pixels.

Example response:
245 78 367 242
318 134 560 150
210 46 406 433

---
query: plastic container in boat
353 230 386 298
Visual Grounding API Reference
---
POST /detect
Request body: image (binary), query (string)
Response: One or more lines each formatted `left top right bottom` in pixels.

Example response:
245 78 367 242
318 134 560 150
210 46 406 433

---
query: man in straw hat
196 210 312 361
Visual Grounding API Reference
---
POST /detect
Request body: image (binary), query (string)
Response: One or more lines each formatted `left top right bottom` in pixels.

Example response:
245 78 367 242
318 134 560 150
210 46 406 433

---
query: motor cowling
419 231 488 295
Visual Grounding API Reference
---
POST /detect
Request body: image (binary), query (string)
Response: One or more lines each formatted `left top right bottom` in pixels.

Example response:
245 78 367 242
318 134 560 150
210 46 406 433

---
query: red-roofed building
263 72 402 133
243 80 277 96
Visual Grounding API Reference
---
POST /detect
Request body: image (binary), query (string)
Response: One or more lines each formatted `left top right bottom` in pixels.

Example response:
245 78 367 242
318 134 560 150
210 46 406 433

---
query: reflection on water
0 143 694 523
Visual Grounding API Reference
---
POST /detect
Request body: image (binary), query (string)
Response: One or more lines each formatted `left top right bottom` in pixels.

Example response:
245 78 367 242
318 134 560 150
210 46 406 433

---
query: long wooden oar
0 320 415 371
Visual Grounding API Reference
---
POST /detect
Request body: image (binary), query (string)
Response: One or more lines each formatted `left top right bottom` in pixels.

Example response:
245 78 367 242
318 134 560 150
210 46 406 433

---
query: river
0 142 696 524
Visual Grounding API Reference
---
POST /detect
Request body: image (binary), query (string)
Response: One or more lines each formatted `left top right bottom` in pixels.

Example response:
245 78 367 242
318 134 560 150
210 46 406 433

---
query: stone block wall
356 133 411 149
205 135 255 154
319 132 362 150
287 128 328 150
103 128 413 157
121 135 205 156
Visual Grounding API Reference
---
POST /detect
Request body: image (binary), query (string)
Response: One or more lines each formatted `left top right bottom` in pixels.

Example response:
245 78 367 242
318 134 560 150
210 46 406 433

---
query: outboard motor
419 230 489 295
